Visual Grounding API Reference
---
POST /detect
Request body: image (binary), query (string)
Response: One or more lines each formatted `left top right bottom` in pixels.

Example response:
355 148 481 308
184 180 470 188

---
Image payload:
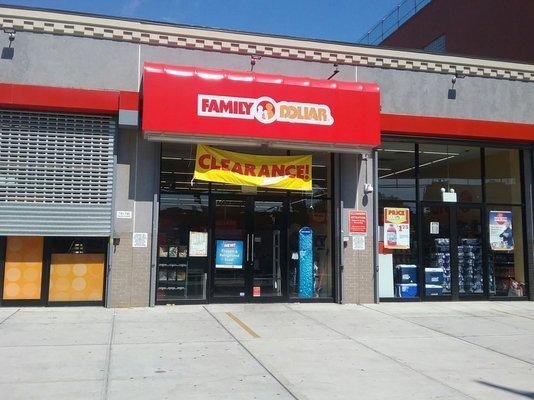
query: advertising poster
383 208 410 249
298 227 314 298
189 231 208 257
215 240 244 269
489 211 514 251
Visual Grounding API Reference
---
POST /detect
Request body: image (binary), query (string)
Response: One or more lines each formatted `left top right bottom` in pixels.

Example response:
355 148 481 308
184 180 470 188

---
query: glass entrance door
212 197 248 299
456 207 484 297
251 199 286 299
211 195 286 301
422 205 453 299
422 204 485 300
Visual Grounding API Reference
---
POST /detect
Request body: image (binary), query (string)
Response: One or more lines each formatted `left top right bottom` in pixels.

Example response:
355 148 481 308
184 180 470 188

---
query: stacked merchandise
489 252 515 295
426 238 450 296
458 238 483 294
394 264 418 298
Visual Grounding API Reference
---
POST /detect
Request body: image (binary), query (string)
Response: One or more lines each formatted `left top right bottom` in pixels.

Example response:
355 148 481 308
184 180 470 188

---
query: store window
485 148 522 204
378 140 527 301
288 152 332 299
158 143 334 302
288 197 332 299
378 142 416 201
156 193 209 302
419 144 482 203
378 202 418 299
488 206 526 297
378 142 418 299
161 144 209 194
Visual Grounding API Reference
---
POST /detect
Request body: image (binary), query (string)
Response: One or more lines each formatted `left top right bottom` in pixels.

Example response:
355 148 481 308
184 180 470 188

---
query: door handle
246 234 250 262
251 234 255 262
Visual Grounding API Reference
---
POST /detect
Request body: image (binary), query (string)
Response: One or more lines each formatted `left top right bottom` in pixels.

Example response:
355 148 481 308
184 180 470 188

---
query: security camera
3 29 15 42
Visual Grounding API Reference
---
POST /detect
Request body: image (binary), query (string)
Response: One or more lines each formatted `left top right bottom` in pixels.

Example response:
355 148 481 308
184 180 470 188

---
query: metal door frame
209 193 289 303
420 202 485 301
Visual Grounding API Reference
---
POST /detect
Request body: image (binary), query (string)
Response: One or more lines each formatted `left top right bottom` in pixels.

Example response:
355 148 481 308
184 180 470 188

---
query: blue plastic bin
396 283 418 298
395 264 418 283
425 268 444 285
425 284 443 296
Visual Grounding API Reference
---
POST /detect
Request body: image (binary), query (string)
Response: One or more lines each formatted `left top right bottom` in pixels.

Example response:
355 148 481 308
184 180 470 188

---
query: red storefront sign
349 210 367 235
142 63 380 147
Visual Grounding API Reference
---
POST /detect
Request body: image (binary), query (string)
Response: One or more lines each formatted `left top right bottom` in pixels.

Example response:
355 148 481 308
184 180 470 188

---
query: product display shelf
157 256 189 298
426 237 450 296
458 238 484 294
393 254 418 298
489 252 516 296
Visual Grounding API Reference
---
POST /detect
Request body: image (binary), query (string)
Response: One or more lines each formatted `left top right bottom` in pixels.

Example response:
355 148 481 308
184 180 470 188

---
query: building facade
0 6 533 307
377 0 534 64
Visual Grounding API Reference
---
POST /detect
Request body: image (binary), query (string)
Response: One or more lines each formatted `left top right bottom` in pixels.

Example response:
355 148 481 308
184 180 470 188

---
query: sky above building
1 0 402 43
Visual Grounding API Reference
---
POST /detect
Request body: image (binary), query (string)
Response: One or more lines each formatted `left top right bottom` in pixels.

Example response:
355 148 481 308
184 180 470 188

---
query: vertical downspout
373 149 380 304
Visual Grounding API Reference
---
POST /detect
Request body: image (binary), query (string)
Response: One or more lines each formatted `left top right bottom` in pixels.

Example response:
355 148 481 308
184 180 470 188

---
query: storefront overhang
0 82 138 115
0 82 139 128
381 113 534 142
142 63 381 152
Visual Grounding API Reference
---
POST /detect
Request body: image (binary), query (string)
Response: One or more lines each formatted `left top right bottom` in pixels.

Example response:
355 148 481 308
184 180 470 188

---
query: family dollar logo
197 94 334 126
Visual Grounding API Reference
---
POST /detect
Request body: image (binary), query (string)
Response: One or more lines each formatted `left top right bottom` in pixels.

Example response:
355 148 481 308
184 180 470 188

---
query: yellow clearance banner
194 144 312 191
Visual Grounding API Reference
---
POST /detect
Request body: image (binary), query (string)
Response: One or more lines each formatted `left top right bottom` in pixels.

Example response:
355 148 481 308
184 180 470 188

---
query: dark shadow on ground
477 380 534 399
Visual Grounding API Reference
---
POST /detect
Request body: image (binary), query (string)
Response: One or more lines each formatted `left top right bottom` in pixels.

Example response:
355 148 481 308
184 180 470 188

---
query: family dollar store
0 5 533 307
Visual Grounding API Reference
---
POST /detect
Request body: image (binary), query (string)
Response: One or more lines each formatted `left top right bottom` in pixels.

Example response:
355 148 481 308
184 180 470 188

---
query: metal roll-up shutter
0 109 116 236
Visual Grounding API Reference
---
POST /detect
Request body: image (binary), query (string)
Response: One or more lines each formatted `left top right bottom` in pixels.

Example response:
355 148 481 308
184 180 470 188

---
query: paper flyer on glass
189 231 208 257
489 211 514 251
383 207 410 249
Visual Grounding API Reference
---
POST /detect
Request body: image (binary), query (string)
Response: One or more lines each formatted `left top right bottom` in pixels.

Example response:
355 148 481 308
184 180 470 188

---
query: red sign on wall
142 63 381 147
349 210 368 235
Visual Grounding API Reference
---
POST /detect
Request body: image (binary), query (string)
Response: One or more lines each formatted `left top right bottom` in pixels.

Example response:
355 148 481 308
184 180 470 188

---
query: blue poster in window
298 227 314 298
215 240 244 269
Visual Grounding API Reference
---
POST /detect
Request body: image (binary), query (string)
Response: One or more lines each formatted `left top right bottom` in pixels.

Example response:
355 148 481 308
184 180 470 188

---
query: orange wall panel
3 237 44 300
48 254 105 302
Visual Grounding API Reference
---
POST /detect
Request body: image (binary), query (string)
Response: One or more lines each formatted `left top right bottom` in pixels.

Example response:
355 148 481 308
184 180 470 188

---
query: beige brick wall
342 235 375 303
108 234 152 307
340 153 376 304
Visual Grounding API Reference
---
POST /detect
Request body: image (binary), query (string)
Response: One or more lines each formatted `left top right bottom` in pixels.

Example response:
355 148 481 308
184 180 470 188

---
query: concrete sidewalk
1 302 534 400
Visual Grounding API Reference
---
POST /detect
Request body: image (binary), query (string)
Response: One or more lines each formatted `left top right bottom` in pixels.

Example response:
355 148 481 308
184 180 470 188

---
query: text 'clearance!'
198 95 334 126
193 145 312 191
